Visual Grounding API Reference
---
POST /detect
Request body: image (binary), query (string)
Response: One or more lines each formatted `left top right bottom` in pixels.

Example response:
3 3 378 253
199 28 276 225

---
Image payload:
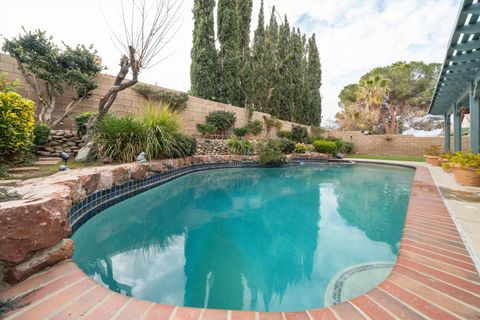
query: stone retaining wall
195 139 228 155
35 130 85 157
0 153 329 284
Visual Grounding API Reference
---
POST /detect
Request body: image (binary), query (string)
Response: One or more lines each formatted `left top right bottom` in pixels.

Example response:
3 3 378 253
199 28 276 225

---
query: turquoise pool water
72 163 414 312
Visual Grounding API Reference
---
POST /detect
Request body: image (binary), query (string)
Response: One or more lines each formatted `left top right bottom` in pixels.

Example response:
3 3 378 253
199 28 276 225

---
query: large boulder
4 239 74 284
0 197 71 265
75 142 96 162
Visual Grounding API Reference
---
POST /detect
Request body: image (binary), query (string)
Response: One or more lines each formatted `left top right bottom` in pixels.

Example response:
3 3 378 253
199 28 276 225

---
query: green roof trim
429 0 480 115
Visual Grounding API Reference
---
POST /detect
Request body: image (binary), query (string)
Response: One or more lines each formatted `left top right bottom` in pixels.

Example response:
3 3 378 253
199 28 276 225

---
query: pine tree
251 0 268 112
236 0 252 107
190 0 218 101
217 0 241 105
306 34 322 125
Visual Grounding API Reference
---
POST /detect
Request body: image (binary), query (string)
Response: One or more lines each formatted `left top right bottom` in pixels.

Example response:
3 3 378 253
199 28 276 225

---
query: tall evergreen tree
251 0 268 112
275 15 291 121
306 34 322 125
236 0 253 107
263 8 279 116
190 0 219 101
288 28 305 123
217 0 241 105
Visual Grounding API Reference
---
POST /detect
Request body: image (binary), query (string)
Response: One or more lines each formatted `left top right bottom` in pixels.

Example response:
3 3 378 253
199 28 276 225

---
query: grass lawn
346 154 425 162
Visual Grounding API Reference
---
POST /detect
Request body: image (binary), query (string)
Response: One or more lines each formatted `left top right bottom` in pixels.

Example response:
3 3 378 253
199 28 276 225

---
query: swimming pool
72 163 414 312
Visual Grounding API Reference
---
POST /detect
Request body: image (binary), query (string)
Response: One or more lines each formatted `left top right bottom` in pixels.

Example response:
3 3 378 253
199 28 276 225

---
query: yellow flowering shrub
0 91 35 155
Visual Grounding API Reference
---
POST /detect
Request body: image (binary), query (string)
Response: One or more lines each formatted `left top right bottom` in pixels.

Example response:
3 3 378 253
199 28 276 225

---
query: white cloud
0 0 459 125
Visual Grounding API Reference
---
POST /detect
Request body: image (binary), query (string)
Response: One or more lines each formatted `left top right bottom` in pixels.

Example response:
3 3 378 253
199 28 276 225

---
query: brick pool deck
1 166 479 319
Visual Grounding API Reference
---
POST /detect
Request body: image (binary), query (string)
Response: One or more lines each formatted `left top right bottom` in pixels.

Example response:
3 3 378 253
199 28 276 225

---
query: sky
0 0 460 125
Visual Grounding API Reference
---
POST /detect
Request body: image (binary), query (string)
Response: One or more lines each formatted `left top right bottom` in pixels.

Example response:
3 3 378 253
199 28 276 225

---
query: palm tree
356 75 389 126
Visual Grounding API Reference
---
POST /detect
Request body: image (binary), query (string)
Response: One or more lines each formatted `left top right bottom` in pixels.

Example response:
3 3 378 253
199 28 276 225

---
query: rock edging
0 153 329 284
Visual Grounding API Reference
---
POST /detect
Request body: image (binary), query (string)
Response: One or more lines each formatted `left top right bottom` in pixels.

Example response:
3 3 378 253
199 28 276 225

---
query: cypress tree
236 0 253 107
288 28 305 123
251 0 268 112
217 0 241 105
306 34 322 125
275 15 291 121
190 0 218 101
264 7 279 116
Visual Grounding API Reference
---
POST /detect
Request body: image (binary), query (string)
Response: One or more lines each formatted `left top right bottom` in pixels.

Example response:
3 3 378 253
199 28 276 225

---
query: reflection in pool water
72 164 414 312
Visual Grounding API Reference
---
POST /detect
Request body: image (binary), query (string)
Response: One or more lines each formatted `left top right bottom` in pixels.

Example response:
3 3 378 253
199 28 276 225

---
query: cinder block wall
328 131 470 156
0 53 306 139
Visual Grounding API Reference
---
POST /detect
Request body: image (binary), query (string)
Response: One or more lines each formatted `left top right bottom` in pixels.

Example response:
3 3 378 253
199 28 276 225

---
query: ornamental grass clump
226 136 254 155
95 102 195 162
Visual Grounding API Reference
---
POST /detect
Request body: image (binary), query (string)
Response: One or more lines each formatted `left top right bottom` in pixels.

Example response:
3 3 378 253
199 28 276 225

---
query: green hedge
313 140 337 154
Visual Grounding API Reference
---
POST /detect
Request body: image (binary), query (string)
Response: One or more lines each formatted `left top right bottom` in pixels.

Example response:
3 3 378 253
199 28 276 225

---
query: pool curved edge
1 161 480 319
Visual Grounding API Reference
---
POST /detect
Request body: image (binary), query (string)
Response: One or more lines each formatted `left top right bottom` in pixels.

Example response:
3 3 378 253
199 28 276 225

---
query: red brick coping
1 166 479 319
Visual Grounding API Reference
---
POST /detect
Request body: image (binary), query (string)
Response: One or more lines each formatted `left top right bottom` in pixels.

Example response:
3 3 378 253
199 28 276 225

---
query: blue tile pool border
68 161 293 232
68 159 352 232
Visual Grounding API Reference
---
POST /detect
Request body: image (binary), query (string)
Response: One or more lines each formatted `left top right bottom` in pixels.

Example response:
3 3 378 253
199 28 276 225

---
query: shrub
259 144 287 166
95 114 146 162
165 133 196 158
334 138 354 153
448 151 480 169
132 84 188 111
313 140 337 154
291 125 309 142
0 91 35 156
277 130 293 140
33 122 50 146
233 127 248 137
246 120 263 135
196 123 217 135
295 143 314 153
205 110 236 134
424 144 441 156
277 138 295 154
75 111 97 137
226 136 253 155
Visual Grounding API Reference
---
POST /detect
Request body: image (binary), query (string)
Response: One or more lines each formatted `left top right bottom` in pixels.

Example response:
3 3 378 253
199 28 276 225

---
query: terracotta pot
424 155 441 166
451 166 480 187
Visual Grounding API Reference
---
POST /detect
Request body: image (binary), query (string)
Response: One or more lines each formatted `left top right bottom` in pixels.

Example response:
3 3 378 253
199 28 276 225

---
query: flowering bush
0 91 35 155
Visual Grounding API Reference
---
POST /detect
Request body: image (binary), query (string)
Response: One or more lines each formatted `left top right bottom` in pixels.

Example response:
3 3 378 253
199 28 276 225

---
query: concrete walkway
351 158 480 272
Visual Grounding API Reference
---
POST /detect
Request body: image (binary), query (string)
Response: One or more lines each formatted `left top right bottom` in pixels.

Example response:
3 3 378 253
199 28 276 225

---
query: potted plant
424 145 442 166
448 152 480 187
440 152 453 172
